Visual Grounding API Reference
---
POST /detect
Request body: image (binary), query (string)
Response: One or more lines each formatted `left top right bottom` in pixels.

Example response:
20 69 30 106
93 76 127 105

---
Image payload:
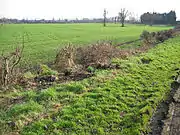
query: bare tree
118 8 129 27
103 9 107 27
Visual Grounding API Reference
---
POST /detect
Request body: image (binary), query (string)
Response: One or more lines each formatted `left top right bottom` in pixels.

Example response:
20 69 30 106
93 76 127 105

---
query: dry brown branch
0 35 25 87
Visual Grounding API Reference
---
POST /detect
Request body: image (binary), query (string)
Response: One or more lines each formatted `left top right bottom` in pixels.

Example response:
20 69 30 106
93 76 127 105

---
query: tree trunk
104 18 106 27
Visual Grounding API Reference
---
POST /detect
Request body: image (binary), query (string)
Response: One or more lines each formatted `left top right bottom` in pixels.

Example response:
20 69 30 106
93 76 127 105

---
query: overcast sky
0 0 179 20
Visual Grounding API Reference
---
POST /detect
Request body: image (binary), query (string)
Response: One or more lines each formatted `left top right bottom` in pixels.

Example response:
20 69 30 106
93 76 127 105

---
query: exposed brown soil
149 73 180 135
0 95 25 109
161 86 180 135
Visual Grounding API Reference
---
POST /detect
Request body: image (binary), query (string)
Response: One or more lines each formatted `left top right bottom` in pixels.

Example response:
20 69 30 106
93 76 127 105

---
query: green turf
0 23 171 65
1 36 179 135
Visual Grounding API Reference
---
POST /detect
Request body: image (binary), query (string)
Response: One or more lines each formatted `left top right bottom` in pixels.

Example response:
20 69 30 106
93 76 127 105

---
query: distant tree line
140 11 177 25
0 10 177 26
0 18 116 24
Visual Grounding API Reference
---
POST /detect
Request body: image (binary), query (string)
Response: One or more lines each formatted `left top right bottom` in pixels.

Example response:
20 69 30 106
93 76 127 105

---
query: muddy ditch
149 71 180 135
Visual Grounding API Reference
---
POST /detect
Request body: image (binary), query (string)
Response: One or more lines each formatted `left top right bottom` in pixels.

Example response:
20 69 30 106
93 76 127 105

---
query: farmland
0 23 171 65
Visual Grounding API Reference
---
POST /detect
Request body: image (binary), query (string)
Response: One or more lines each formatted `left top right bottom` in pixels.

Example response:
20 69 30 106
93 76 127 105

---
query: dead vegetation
75 42 120 68
0 44 24 89
140 29 175 45
54 45 76 73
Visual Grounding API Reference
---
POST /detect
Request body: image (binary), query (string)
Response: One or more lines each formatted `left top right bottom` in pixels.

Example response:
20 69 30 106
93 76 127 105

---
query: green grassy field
1 35 179 135
0 23 171 65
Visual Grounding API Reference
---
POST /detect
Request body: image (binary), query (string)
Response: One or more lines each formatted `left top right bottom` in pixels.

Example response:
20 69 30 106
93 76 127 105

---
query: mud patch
58 72 94 82
0 96 25 109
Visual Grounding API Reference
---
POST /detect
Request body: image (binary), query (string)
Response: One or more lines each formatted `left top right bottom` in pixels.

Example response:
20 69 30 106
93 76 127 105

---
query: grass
1 35 179 135
0 23 171 65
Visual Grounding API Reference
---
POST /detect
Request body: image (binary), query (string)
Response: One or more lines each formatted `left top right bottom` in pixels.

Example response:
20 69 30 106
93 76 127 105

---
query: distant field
0 23 172 65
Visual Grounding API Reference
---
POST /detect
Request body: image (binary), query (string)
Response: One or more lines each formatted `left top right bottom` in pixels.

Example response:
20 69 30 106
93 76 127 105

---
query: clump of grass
56 83 85 94
8 100 43 117
36 88 57 101
23 72 35 79
87 66 95 73
39 64 58 76
23 90 37 100
141 56 153 64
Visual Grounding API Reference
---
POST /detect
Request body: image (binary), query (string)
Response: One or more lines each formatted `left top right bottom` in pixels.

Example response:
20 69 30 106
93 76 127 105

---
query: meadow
0 23 171 65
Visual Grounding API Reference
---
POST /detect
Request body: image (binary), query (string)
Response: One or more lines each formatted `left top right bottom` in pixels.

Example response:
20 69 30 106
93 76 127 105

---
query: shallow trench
149 73 180 135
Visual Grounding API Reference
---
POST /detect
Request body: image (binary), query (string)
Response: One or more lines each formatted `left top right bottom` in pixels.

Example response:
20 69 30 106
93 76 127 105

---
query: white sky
0 0 179 20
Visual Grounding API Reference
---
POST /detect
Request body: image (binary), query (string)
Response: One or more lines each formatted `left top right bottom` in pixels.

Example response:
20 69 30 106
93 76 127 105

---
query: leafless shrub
54 45 76 73
155 30 174 42
75 43 120 68
140 30 155 45
0 44 24 88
